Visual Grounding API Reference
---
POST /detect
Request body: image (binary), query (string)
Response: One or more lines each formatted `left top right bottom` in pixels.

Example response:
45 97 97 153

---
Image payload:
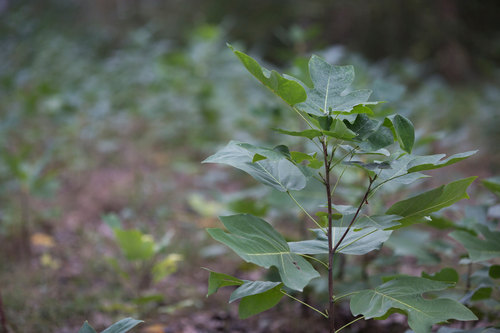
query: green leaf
343 160 391 176
470 286 492 301
324 119 357 140
228 45 306 105
438 327 500 333
384 114 415 154
386 177 476 228
273 128 322 140
206 214 319 291
350 276 477 333
295 56 374 116
421 268 459 284
489 265 500 279
203 141 307 192
290 151 323 169
78 322 98 333
385 229 439 264
449 225 500 262
206 270 243 296
237 143 290 161
407 151 477 173
482 177 500 197
353 214 402 230
229 280 282 303
274 120 356 140
205 270 283 319
113 229 156 261
332 104 375 116
288 227 392 255
375 154 429 186
101 318 144 333
237 283 283 319
346 114 394 150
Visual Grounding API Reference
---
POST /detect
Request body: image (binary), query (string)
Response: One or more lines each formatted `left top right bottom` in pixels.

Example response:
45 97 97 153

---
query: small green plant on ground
78 317 142 333
103 214 182 314
203 45 481 333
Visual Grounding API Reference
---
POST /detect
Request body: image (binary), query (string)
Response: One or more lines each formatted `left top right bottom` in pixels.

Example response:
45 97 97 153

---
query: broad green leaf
482 177 500 197
237 283 283 319
324 119 357 140
407 151 477 173
273 128 322 140
386 177 476 228
360 125 394 151
343 160 391 176
274 120 356 140
290 151 323 169
228 45 306 105
288 227 392 255
350 276 477 333
205 270 283 319
101 318 144 333
438 327 500 333
385 229 439 264
295 56 374 116
384 114 415 153
489 265 500 279
345 114 380 140
346 114 394 150
470 286 492 301
206 270 243 296
78 322 97 333
449 225 500 262
114 229 155 261
229 280 282 302
354 214 402 229
207 214 319 291
237 143 290 161
421 267 459 284
332 104 375 116
375 154 429 185
203 141 307 192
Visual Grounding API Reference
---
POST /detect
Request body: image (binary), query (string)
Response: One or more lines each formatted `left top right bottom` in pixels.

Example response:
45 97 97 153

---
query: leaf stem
292 106 315 130
298 253 328 269
280 289 328 318
330 165 347 198
287 191 326 234
336 316 365 332
332 291 360 303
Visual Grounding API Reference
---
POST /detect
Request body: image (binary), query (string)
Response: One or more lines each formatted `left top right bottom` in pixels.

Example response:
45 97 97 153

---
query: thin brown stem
331 176 375 257
322 138 335 333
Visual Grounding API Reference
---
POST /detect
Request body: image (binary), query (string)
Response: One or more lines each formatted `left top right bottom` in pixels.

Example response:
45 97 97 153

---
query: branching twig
331 176 376 256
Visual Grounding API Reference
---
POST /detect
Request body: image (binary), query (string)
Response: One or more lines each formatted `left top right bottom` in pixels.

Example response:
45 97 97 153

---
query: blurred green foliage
0 1 499 331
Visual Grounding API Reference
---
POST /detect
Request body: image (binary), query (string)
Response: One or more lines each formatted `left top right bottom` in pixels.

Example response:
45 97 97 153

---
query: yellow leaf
142 324 168 333
31 232 55 248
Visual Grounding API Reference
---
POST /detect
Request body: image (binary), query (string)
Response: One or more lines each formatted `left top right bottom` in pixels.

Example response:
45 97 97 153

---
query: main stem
322 138 335 333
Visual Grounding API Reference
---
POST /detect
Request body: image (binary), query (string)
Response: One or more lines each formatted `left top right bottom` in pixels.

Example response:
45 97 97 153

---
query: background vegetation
1 0 499 332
